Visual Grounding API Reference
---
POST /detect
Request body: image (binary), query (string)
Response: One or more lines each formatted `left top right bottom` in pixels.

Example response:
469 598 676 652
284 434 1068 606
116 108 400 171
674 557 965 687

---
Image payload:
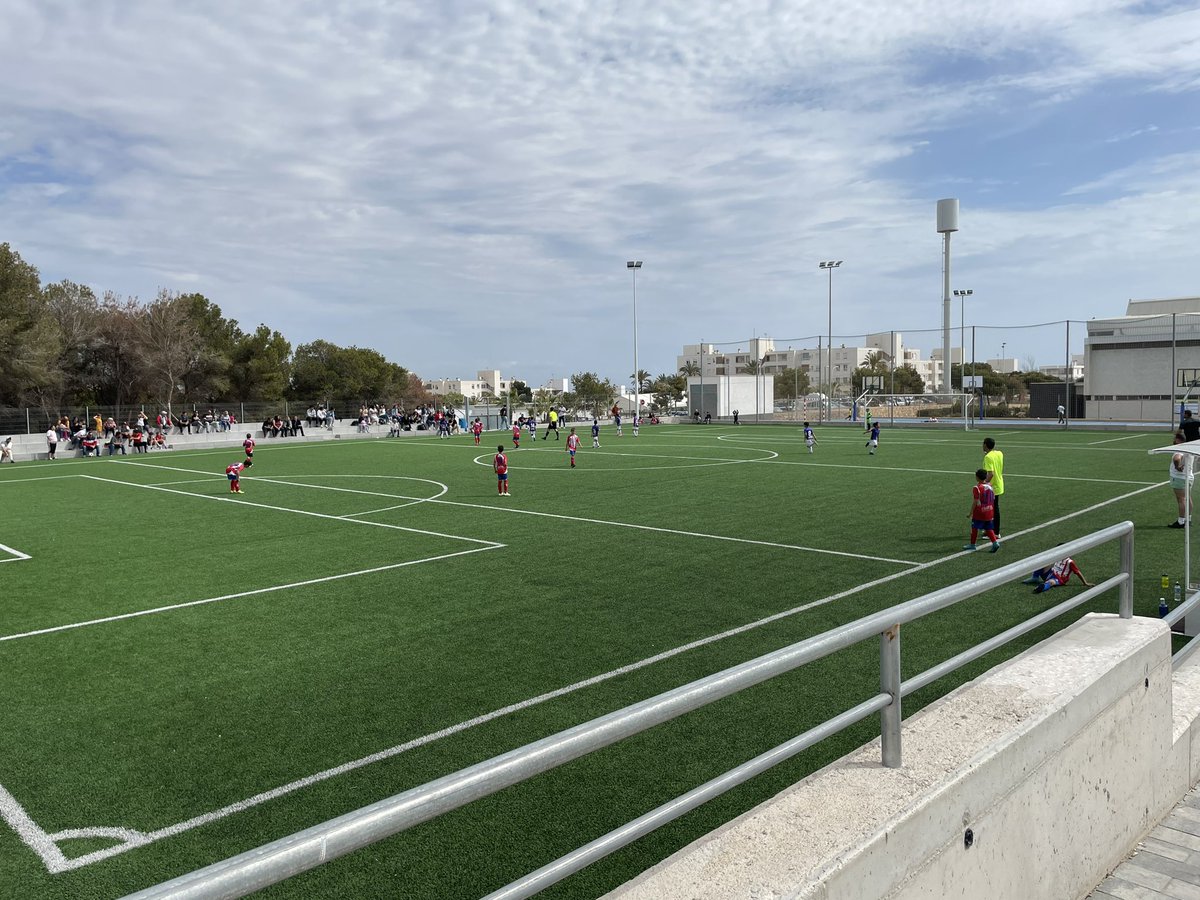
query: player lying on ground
1022 557 1094 594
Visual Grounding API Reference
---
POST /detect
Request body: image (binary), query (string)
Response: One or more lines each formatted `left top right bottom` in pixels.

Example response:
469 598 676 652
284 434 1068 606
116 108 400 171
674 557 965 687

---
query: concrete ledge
609 613 1177 900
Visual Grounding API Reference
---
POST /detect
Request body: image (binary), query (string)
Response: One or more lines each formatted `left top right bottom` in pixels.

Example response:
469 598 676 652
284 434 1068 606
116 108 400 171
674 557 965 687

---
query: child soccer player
527 416 537 442
438 416 451 438
963 469 999 552
632 414 639 437
866 422 880 455
472 418 483 445
511 421 521 449
1023 557 1094 593
566 427 580 468
803 422 817 454
493 445 510 496
243 433 255 459
591 418 601 448
226 457 252 493
614 411 623 437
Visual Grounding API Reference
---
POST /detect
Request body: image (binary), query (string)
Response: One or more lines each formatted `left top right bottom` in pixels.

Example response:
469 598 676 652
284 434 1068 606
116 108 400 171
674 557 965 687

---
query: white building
1085 298 1200 422
677 333 943 394
687 375 773 420
1039 354 1086 382
423 370 516 401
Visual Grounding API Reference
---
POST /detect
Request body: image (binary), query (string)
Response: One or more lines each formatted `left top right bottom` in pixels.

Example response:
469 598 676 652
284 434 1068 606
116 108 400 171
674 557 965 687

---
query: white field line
752 458 1157 486
0 473 85 483
1 478 1162 873
434 494 917 565
110 460 912 565
79 474 483 546
715 433 1160 453
0 546 502 644
1088 433 1150 445
0 542 31 563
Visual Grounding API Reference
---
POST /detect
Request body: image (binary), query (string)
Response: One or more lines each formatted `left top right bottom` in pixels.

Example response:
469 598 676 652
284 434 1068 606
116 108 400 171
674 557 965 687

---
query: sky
2 0 1199 388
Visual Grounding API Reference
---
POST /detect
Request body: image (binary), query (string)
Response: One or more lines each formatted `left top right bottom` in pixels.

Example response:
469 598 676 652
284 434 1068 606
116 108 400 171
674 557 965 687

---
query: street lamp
819 260 842 421
954 289 973 389
627 261 642 426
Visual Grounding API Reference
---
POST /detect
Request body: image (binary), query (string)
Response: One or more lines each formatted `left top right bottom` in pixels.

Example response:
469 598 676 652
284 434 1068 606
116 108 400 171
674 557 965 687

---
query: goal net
859 393 977 426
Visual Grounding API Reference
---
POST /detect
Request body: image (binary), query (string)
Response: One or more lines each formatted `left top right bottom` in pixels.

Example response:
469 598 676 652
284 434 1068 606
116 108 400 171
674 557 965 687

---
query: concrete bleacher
0 420 442 461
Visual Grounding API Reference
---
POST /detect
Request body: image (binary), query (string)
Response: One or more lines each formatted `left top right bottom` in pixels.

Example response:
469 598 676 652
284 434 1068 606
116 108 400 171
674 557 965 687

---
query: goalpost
859 376 975 428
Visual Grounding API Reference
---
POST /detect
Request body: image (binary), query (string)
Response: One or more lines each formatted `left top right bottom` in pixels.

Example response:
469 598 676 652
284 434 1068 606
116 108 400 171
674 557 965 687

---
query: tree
289 340 341 402
774 367 811 401
134 289 206 411
178 293 241 401
678 361 700 377
739 360 761 376
651 372 684 412
0 243 57 408
571 371 618 416
509 379 533 402
889 364 926 395
444 391 466 413
231 324 292 401
630 369 652 391
529 388 555 416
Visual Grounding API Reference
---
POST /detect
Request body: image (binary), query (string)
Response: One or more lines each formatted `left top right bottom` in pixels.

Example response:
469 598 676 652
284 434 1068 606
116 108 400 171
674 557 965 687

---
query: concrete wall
609 614 1200 900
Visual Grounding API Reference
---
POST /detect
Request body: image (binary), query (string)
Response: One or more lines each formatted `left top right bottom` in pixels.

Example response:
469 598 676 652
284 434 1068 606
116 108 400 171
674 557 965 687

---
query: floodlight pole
627 261 642 426
937 200 959 393
955 289 973 431
819 261 842 423
1064 320 1071 429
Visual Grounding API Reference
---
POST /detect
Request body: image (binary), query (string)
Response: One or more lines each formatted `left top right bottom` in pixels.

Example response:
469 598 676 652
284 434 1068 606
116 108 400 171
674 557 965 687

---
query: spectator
1183 410 1200 443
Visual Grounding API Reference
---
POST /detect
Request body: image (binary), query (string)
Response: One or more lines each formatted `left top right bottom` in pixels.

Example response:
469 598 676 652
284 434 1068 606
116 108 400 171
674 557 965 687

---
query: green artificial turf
0 423 1185 898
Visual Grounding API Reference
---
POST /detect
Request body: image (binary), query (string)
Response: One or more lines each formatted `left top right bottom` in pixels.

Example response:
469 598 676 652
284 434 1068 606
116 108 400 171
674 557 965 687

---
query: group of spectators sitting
51 417 169 457
260 415 308 438
305 406 337 429
353 403 462 436
168 409 239 433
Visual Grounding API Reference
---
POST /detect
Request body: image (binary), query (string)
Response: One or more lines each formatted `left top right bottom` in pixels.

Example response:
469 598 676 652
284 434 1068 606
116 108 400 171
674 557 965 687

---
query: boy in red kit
511 421 521 449
963 468 1000 552
1024 557 1094 593
471 418 483 445
243 433 255 458
226 458 252 493
493 445 510 495
566 428 580 468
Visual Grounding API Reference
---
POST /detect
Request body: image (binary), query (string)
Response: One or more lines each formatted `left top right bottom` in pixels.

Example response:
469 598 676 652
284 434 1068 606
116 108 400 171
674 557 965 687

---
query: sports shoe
1021 575 1042 585
961 543 977 551
989 542 1000 553
1170 521 1186 528
1033 583 1049 594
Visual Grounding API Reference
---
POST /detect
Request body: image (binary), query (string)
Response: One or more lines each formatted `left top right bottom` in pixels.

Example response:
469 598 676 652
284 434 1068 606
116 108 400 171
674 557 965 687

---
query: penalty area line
0 545 504 644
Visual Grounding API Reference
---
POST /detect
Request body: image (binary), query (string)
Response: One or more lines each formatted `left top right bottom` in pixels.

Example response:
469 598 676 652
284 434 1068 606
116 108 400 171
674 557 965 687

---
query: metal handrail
123 521 1135 900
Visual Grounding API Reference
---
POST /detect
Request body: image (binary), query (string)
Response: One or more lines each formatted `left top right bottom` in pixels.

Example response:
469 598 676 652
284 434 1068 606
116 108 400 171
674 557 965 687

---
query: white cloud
0 0 1198 383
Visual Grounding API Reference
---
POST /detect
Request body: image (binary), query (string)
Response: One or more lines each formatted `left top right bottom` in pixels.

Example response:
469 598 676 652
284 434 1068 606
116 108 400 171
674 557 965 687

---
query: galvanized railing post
880 624 902 768
1119 529 1134 619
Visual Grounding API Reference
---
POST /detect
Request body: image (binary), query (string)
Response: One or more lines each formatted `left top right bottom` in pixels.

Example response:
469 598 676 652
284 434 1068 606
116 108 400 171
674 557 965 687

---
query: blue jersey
591 423 600 437
804 427 814 442
870 424 880 441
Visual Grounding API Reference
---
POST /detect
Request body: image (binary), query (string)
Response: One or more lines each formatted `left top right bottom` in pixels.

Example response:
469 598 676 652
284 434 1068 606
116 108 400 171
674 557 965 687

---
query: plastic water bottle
1161 597 1170 618
1163 573 1171 590
1176 581 1184 604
